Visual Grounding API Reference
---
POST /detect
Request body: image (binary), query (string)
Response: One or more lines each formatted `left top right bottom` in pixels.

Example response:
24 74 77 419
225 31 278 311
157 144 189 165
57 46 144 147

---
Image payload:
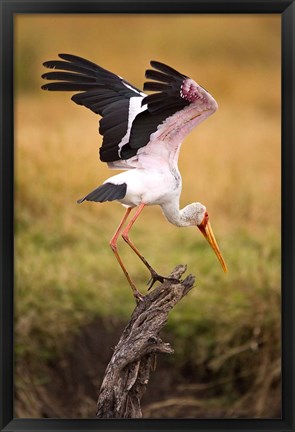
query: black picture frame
0 0 294 431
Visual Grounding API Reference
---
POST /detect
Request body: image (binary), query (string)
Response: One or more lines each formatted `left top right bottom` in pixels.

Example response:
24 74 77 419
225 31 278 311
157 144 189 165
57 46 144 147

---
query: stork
42 54 227 300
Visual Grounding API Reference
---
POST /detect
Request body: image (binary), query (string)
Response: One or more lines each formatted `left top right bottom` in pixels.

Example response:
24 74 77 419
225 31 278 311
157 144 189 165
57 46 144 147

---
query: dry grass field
14 14 281 418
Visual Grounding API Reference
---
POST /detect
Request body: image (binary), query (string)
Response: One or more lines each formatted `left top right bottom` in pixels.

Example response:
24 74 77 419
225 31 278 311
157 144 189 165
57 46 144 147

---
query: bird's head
185 202 227 273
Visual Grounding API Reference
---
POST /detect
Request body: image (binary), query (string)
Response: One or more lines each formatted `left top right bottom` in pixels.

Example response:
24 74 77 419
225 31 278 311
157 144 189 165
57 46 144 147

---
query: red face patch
202 211 209 227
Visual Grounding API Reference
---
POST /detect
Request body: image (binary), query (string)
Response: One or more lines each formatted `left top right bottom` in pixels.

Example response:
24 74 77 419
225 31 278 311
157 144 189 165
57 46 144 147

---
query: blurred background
14 14 281 418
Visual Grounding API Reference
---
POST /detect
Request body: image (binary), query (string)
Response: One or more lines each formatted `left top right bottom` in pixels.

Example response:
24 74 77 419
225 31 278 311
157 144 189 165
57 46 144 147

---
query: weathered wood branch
96 264 195 419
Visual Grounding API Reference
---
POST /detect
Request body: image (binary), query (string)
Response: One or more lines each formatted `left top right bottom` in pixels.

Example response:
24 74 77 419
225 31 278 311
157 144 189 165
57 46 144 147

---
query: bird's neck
161 201 194 227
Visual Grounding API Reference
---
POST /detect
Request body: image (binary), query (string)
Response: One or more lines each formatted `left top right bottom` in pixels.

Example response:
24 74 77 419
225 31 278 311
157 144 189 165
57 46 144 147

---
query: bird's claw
147 271 179 290
133 289 145 303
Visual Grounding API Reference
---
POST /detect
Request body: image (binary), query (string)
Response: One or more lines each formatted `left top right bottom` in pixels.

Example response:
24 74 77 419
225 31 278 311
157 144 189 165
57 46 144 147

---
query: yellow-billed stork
42 54 227 300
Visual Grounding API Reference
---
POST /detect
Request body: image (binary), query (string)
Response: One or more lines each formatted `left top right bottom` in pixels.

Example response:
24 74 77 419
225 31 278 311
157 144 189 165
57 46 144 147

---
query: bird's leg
109 207 144 302
121 203 178 290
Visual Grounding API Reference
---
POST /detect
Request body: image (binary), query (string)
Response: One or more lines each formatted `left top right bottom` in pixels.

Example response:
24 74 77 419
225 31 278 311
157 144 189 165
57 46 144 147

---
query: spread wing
138 61 218 167
42 53 146 163
42 55 217 168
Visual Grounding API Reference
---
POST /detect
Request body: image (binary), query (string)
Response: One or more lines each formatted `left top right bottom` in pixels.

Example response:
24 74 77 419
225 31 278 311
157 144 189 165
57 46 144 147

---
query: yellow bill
197 219 227 273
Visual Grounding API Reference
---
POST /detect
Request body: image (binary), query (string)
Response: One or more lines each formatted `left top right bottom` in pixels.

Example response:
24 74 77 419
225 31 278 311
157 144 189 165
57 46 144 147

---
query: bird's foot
133 288 145 303
147 270 179 291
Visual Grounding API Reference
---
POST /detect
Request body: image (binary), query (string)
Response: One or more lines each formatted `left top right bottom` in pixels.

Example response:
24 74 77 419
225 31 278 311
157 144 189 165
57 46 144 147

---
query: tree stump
96 264 195 418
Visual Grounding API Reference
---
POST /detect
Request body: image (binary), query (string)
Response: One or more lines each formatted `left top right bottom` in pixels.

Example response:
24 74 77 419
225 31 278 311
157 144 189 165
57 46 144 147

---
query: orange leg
121 203 177 289
109 207 143 301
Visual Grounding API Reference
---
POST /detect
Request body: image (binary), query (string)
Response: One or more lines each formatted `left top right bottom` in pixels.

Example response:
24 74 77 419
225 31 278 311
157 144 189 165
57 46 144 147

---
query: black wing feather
42 55 194 164
43 60 98 77
121 107 180 157
42 53 143 162
142 60 190 115
120 61 192 154
150 60 186 79
42 82 99 91
77 182 127 203
144 69 173 83
143 82 170 92
41 71 95 83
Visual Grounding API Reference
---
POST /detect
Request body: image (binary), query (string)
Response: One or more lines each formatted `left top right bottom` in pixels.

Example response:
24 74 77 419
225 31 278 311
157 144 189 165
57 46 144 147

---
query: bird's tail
77 182 127 203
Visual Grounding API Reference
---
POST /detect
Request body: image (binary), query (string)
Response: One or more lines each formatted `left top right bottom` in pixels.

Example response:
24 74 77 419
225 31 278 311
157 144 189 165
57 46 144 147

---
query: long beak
198 220 227 272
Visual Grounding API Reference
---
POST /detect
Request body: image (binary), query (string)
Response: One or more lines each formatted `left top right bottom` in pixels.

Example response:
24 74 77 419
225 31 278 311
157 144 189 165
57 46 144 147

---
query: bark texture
96 264 195 418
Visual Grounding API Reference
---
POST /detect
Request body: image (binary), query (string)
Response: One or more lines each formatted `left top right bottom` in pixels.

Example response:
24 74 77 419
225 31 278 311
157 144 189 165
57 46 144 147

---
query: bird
41 54 227 301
